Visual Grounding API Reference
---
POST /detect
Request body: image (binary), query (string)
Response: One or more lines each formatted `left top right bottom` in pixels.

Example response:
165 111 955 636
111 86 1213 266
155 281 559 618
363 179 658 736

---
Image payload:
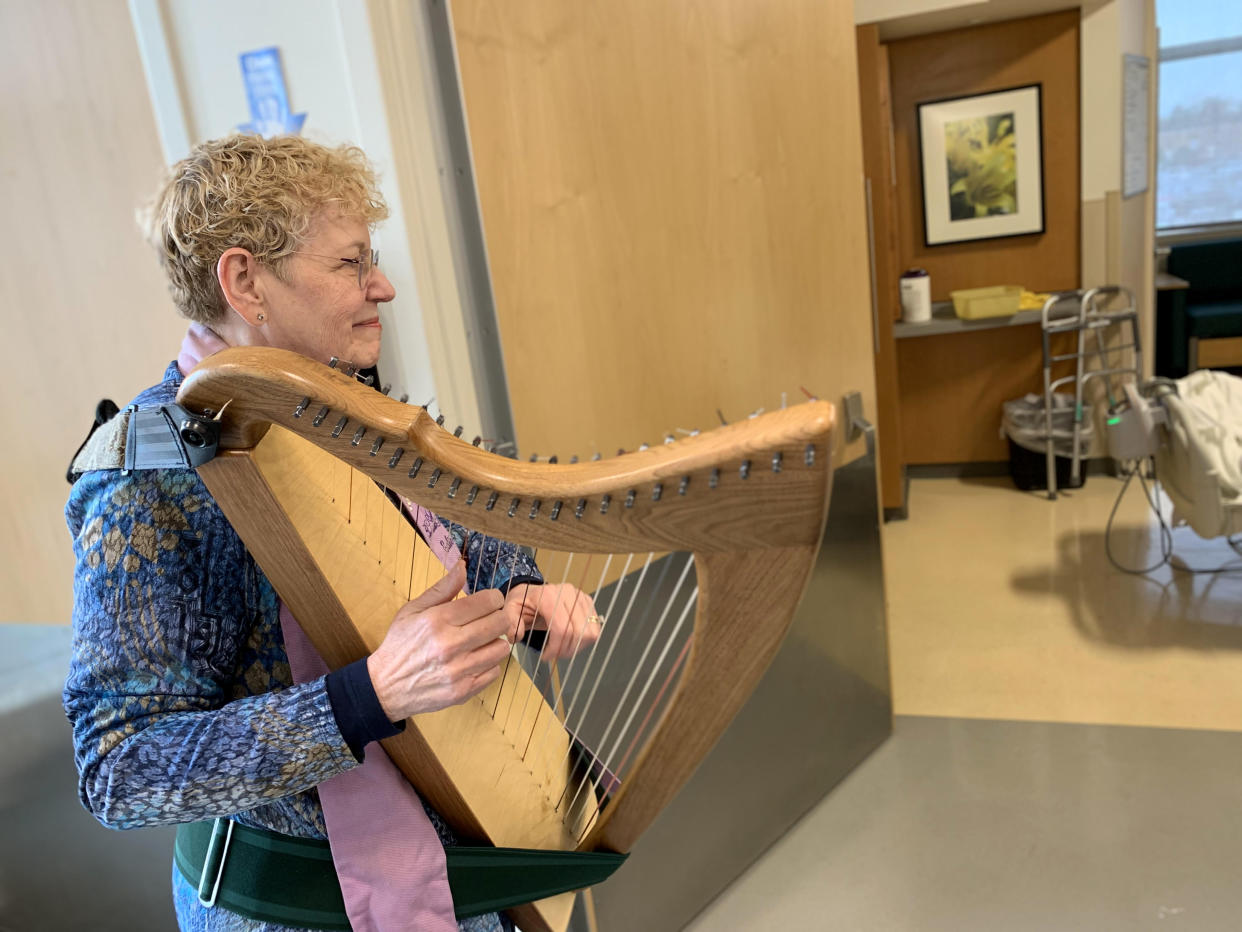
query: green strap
445 845 627 920
175 821 350 930
175 820 627 926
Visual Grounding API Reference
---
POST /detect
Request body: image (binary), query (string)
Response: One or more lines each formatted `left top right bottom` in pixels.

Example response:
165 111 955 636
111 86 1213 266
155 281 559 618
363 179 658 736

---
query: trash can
1001 393 1093 491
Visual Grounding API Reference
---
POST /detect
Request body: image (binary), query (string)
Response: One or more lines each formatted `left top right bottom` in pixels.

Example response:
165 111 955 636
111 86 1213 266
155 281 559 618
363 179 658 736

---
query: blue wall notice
239 47 306 137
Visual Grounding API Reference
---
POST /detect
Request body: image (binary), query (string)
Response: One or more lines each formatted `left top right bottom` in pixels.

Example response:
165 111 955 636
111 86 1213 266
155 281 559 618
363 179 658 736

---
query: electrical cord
1105 456 1242 575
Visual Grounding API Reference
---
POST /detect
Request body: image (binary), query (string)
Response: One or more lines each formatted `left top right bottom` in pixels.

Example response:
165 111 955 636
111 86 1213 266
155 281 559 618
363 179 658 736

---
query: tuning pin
548 455 558 465
313 406 330 427
617 448 625 457
381 383 392 395
740 460 752 479
625 490 637 508
664 434 675 445
530 453 539 463
328 357 340 369
805 444 816 466
293 397 310 418
570 455 579 464
550 501 562 520
472 436 483 447
575 499 587 518
453 425 464 438
678 476 690 495
435 414 445 427
593 452 602 461
772 452 783 473
422 397 434 410
652 484 663 502
710 468 720 489
398 393 409 404
638 443 649 451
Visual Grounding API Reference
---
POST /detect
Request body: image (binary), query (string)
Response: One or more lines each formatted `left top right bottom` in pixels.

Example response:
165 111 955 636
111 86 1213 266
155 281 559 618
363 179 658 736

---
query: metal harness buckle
197 817 235 908
123 403 220 474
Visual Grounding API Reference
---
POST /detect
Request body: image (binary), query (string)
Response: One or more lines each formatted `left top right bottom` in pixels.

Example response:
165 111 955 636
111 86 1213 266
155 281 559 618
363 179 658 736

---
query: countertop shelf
893 301 1046 339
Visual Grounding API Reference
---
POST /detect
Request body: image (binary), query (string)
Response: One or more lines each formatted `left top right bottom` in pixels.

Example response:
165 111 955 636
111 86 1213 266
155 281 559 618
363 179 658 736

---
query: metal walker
1039 286 1141 499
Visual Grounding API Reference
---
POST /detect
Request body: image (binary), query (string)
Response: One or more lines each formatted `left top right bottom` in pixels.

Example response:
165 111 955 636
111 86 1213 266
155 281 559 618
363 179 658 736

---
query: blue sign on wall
239 47 306 137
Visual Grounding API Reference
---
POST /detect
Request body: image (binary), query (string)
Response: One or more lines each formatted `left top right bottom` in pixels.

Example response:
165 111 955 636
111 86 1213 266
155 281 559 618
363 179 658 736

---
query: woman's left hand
502 583 602 660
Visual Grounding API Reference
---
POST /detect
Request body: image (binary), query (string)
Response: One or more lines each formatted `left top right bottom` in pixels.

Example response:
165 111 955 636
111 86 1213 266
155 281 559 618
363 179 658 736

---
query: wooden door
452 0 876 471
0 0 183 623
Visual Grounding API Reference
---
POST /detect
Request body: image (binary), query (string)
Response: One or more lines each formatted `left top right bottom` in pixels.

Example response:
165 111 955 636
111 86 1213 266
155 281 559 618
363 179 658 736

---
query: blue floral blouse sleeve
446 522 543 595
63 465 360 830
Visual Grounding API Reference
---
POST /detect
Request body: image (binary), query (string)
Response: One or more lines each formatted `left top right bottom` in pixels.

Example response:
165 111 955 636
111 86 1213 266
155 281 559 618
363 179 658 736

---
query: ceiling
857 0 1108 42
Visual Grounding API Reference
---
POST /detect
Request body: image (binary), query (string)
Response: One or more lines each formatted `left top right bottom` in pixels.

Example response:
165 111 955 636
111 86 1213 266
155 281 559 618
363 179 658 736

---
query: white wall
854 0 966 25
129 0 438 409
1081 1 1124 200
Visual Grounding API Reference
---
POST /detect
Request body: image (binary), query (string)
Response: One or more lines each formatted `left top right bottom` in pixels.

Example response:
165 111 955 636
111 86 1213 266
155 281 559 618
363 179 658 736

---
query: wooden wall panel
886 10 1080 465
0 0 183 623
856 25 905 512
452 0 876 468
898 326 1076 464
889 10 1081 299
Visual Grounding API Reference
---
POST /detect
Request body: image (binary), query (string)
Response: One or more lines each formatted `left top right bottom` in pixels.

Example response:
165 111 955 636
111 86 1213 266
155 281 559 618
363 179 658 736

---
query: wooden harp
178 347 835 932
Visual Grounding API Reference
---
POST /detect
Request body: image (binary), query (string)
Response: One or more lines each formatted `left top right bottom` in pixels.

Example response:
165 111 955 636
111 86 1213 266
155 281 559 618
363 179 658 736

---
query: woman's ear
217 248 267 327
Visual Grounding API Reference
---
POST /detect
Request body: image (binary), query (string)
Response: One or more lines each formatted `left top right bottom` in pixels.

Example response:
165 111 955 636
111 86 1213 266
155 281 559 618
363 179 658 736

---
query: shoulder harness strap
69 404 220 479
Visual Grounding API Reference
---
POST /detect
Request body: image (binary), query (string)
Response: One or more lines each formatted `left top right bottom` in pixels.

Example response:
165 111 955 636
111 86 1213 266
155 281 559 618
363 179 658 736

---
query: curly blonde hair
143 134 389 324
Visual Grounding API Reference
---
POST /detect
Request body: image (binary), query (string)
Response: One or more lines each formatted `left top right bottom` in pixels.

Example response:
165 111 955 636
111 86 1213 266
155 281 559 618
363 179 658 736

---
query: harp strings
518 555 596 761
339 466 698 825
562 555 697 830
550 551 658 812
530 553 617 764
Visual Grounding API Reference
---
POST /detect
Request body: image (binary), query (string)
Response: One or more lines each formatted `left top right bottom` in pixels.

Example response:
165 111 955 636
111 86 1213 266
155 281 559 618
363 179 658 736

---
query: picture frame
916 84 1045 247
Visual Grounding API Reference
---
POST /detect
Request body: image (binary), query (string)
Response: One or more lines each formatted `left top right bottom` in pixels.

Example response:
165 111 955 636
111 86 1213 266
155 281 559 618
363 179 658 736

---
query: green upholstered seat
1164 239 1242 375
1187 302 1242 339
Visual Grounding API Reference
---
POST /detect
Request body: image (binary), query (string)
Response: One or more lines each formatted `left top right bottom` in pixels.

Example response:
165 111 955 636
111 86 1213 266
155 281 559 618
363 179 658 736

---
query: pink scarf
179 324 459 931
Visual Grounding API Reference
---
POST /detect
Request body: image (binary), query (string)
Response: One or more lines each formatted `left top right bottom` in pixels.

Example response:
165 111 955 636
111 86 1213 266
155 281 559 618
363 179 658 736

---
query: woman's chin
353 344 382 370
344 334 382 369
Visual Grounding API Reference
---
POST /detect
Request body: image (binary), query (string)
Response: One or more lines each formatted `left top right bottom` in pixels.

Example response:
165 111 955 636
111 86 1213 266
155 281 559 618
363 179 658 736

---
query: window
1155 2 1242 230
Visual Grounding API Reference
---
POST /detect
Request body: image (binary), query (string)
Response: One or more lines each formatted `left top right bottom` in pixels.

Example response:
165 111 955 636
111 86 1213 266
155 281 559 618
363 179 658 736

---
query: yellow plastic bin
951 285 1022 320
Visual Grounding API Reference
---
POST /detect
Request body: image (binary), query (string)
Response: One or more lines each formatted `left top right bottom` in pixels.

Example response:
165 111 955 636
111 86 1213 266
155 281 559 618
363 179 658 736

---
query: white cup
900 270 932 323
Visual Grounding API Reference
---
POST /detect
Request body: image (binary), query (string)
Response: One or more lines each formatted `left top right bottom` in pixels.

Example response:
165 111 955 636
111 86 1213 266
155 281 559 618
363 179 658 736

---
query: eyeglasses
294 249 379 289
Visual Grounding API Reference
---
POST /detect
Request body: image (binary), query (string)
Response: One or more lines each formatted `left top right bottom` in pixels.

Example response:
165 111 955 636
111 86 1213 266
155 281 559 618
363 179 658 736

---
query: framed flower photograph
917 84 1045 246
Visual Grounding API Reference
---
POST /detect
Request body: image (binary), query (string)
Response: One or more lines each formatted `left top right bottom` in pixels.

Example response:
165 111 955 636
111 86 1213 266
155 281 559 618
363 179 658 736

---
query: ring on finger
586 614 605 627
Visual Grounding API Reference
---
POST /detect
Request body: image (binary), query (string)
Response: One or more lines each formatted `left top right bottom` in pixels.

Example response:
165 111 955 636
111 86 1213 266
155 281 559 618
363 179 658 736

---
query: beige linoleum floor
686 473 1242 932
884 475 1242 730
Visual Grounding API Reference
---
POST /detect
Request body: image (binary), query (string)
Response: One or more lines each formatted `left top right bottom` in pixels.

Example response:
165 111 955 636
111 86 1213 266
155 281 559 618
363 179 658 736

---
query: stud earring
256 313 265 322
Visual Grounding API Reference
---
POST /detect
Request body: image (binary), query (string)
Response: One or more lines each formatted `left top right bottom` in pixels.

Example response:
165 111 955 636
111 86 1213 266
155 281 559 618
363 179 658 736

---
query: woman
64 134 599 931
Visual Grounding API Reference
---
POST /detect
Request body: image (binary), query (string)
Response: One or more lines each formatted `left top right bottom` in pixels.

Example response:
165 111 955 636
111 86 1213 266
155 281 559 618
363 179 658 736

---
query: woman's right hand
367 562 512 722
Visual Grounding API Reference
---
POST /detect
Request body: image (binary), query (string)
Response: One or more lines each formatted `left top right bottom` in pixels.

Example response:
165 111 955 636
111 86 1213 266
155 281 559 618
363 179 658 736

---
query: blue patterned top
64 361 540 932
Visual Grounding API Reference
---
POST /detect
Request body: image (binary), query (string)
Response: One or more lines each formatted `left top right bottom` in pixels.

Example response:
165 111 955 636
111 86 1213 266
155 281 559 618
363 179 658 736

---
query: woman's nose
368 267 397 302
